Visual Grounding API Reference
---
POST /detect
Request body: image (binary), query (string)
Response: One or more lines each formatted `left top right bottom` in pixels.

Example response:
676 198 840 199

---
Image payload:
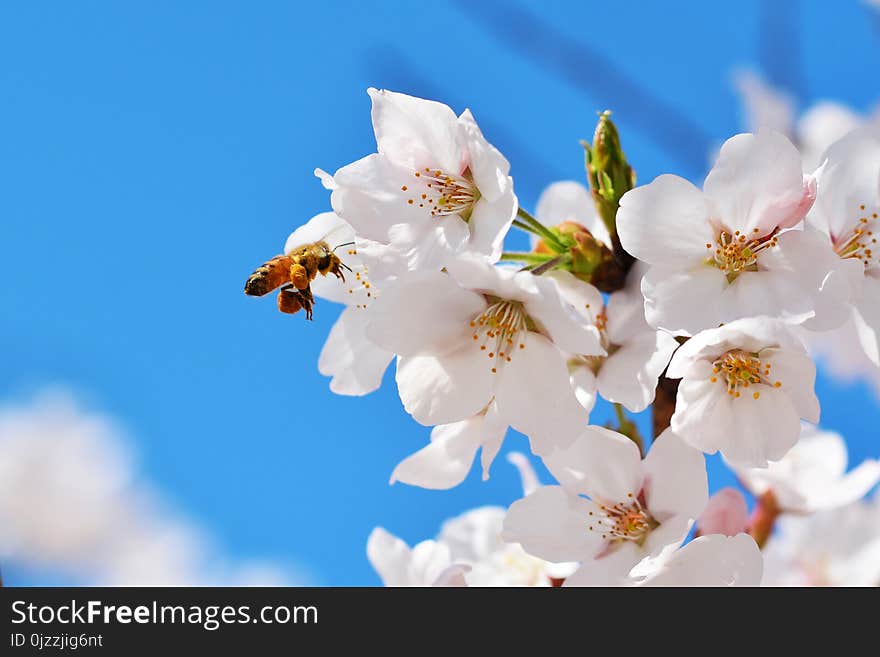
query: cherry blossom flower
327 89 517 272
616 129 836 336
502 428 708 586
634 533 762 587
365 257 602 460
370 454 573 586
283 211 394 396
734 71 879 170
696 488 749 537
667 318 819 468
806 128 880 365
761 494 880 586
551 268 678 413
389 401 507 489
366 528 468 587
734 423 880 513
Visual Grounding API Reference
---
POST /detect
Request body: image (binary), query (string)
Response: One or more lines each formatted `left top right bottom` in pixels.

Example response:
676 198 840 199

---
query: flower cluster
251 88 880 586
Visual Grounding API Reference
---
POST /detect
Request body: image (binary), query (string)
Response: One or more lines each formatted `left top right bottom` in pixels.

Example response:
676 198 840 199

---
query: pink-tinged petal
704 129 809 233
389 417 485 490
318 307 394 396
542 426 642 502
501 486 601 563
495 332 588 450
718 384 802 468
562 542 642 587
466 188 517 263
643 429 708 519
536 181 610 247
641 265 728 336
617 174 714 266
369 88 463 173
697 488 749 537
396 346 495 426
366 271 485 356
432 564 470 587
331 153 432 242
760 347 820 423
640 533 763 586
457 108 511 202
597 331 678 412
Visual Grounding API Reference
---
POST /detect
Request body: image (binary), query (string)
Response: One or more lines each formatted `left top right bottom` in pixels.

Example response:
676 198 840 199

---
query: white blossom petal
366 271 486 356
369 88 462 173
542 427 642 502
318 307 393 396
640 533 762 587
643 429 708 519
617 174 714 266
395 347 495 427
704 129 812 233
501 486 600 563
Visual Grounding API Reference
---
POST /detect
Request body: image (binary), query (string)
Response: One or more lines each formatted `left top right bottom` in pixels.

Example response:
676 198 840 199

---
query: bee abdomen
244 255 292 296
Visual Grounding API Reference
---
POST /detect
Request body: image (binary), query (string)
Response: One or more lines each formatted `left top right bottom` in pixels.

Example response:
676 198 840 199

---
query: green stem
515 207 568 252
529 254 567 276
500 251 557 264
511 219 543 236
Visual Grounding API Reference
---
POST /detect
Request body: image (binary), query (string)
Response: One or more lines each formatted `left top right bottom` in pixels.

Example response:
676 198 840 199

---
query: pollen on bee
753 392 760 399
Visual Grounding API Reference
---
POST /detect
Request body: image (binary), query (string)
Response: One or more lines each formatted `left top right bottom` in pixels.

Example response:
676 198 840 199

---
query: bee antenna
333 241 356 253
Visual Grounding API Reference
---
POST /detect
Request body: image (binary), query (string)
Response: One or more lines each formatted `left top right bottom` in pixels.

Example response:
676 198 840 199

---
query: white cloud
0 390 311 586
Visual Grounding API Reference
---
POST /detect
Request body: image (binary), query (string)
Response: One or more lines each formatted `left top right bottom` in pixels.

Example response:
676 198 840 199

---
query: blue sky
1 0 878 585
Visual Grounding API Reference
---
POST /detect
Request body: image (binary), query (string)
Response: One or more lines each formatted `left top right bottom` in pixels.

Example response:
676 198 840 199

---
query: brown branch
748 490 781 548
652 374 680 439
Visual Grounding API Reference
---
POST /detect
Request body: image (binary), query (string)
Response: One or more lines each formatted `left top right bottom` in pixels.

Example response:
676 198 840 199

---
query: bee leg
299 292 314 320
277 288 302 315
299 285 315 320
290 263 311 290
336 260 352 282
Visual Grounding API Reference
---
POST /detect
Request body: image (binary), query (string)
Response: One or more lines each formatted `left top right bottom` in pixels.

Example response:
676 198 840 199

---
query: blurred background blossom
1 0 878 585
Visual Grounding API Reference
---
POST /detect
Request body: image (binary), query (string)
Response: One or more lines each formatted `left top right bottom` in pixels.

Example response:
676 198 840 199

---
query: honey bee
244 240 352 320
